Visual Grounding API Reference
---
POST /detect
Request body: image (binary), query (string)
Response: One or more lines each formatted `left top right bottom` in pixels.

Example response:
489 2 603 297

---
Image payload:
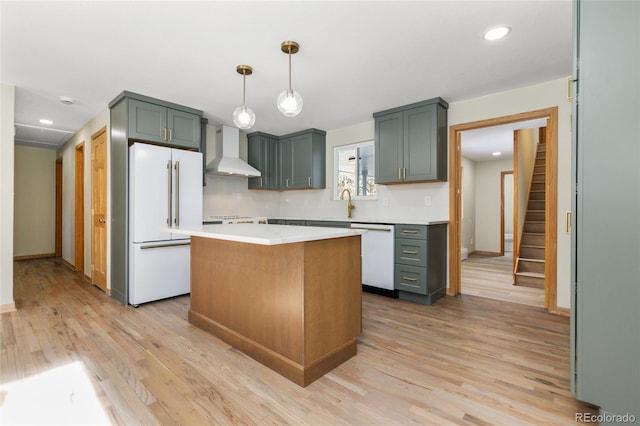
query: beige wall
14 146 56 257
474 159 513 253
516 128 537 239
461 156 476 254
56 108 109 278
0 83 16 311
449 77 572 308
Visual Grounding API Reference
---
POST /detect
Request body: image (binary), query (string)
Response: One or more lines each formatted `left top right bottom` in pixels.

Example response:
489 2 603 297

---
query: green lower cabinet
285 219 306 226
394 223 447 305
305 220 351 228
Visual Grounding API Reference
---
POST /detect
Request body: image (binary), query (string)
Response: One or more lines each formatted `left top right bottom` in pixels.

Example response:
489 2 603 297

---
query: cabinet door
248 134 268 189
167 108 200 149
128 99 167 144
404 104 438 182
279 137 292 189
290 132 313 189
375 112 403 184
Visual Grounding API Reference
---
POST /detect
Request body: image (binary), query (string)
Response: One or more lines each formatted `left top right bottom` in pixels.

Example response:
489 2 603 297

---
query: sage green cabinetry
247 128 326 191
394 223 447 305
374 97 448 184
305 220 351 228
107 91 204 305
127 96 201 150
247 132 278 189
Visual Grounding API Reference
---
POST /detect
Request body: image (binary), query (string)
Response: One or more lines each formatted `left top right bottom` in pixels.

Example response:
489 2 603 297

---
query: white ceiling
1 1 573 151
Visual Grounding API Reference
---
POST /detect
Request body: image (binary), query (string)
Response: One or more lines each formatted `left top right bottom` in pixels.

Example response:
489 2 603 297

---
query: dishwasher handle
351 226 392 232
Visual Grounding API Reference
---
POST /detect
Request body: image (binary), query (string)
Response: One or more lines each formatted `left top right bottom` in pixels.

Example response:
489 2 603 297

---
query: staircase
515 141 546 288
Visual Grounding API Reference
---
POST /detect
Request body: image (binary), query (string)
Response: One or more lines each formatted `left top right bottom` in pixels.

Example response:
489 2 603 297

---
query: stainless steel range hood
206 125 261 177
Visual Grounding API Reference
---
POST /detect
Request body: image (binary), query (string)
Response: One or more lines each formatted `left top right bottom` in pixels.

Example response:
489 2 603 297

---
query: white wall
0 83 16 312
474 159 513 253
449 77 572 308
203 77 571 308
14 146 56 257
461 156 476 254
504 173 513 234
56 109 109 277
203 121 449 223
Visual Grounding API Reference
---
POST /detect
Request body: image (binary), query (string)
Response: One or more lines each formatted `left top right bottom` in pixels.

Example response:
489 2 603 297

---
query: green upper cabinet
374 97 448 184
247 132 278 189
289 129 326 189
125 95 201 150
247 128 326 191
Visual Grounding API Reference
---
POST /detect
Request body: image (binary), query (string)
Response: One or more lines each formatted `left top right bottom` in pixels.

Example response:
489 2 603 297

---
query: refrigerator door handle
175 160 180 227
167 160 172 226
140 241 190 250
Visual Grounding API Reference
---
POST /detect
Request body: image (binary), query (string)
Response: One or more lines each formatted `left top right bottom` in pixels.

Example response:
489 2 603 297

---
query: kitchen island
171 224 365 387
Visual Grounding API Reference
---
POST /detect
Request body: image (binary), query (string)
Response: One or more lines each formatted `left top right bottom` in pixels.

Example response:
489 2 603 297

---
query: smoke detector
59 96 74 105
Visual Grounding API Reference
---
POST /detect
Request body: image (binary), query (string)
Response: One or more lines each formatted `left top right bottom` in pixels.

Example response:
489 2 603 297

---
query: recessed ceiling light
492 152 501 156
39 119 54 125
484 26 511 41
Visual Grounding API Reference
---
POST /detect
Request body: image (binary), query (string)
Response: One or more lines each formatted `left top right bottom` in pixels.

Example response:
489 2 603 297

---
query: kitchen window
334 141 377 200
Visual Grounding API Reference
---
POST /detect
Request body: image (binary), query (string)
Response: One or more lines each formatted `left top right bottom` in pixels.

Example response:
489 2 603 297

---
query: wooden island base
188 235 362 387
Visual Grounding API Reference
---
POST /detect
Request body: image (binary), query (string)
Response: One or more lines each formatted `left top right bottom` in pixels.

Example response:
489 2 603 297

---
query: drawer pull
402 230 419 234
402 276 417 282
403 250 418 254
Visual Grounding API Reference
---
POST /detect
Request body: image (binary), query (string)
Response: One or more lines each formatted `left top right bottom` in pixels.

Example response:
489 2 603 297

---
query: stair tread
525 221 545 224
518 257 545 263
515 272 545 278
531 190 545 192
521 244 544 248
527 210 545 212
523 232 544 236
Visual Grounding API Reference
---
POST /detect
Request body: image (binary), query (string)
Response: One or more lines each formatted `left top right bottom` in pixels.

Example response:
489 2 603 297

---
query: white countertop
272 217 449 225
169 224 366 246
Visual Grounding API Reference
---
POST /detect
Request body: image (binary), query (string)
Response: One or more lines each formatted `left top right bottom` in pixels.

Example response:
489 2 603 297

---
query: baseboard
550 306 570 317
83 273 92 283
13 253 56 261
471 250 502 257
1 302 17 314
61 258 75 271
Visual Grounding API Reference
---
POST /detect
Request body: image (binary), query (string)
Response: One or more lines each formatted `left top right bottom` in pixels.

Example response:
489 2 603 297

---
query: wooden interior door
91 128 108 292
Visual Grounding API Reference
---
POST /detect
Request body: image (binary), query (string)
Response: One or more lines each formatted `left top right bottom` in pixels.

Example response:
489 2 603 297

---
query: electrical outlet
382 198 389 207
424 196 432 206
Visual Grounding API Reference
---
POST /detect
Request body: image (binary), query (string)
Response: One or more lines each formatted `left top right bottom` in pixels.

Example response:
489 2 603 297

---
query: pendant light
277 40 303 117
232 65 256 129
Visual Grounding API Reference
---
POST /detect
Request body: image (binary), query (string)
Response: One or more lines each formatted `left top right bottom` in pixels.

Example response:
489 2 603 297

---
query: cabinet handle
167 160 172 226
163 127 167 141
403 250 418 255
308 176 312 187
286 178 289 188
402 230 419 234
398 168 402 180
402 276 417 282
259 177 263 188
565 211 572 235
403 167 407 180
567 75 573 102
174 161 180 227
168 128 173 142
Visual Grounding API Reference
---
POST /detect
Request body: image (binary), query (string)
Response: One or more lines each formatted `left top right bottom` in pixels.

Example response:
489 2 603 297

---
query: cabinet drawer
395 224 427 240
285 219 306 226
305 220 351 228
395 238 427 267
395 264 427 294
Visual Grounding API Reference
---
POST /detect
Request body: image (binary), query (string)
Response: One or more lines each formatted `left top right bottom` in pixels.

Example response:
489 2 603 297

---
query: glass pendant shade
232 65 255 129
277 89 303 117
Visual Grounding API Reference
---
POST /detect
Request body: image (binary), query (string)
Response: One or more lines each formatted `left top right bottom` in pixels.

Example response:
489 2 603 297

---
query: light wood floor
461 254 545 308
1 259 595 425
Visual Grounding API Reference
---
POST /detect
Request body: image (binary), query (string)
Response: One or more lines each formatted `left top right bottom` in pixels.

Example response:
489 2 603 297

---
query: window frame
333 140 377 201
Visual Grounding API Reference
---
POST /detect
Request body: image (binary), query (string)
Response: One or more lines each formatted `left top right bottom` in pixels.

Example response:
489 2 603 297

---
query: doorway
75 143 84 273
501 171 514 257
91 127 108 293
449 107 558 312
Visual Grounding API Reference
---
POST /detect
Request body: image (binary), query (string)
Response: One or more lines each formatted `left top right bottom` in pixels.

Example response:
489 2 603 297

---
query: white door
130 143 172 243
170 148 202 240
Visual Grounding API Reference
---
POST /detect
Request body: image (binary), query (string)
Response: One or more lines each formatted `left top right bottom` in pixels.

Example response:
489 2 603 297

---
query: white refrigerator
129 143 202 306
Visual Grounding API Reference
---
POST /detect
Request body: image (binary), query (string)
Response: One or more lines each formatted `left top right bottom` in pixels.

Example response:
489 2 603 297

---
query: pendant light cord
242 73 247 106
288 49 292 91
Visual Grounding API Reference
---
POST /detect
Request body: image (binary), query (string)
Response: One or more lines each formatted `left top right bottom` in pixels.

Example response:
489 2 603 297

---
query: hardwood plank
0 258 597 425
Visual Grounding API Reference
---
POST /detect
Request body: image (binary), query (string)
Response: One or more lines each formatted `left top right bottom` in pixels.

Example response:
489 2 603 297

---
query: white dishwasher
351 223 396 295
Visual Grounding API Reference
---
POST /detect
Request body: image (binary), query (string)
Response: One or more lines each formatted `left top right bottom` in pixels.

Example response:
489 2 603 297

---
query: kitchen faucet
340 188 355 218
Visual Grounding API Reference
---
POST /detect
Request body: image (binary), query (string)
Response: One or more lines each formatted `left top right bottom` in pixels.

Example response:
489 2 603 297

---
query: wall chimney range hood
206 125 261 177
